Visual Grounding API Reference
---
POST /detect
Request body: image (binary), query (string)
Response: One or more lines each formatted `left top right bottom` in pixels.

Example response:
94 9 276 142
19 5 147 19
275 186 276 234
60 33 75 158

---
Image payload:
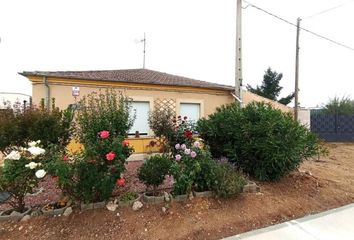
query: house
20 68 292 158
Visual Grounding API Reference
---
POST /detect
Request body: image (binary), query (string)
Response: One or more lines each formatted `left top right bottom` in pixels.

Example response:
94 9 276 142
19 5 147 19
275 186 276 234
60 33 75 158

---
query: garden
1 89 353 240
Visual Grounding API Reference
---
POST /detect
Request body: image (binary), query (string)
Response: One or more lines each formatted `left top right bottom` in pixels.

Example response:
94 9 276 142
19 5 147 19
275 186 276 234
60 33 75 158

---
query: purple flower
181 144 186 150
193 141 201 148
184 149 191 155
175 143 181 150
175 154 182 161
190 151 197 158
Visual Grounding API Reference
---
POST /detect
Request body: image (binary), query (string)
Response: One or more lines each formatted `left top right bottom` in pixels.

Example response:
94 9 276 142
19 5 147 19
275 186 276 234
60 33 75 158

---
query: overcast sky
0 0 353 107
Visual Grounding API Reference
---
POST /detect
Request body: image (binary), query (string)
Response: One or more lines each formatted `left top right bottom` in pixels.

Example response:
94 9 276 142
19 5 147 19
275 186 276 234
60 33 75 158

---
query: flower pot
172 194 188 202
41 203 68 216
142 192 165 204
80 201 106 211
119 194 141 207
0 207 31 221
193 190 213 198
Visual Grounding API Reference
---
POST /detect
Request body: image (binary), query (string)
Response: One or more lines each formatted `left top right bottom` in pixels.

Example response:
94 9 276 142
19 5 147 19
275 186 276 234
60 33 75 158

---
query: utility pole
294 17 301 121
142 33 146 69
235 0 242 100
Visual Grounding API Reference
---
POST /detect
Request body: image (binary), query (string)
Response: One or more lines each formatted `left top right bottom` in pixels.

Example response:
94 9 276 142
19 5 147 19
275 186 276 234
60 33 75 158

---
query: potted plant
118 191 140 207
0 141 47 221
41 196 72 216
138 154 172 204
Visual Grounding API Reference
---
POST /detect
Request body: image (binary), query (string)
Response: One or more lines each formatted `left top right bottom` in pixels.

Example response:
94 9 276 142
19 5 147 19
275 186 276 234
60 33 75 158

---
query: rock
31 209 41 217
18 226 23 231
21 215 31 222
163 192 170 202
162 207 167 213
106 201 119 212
132 201 143 211
10 211 22 217
63 207 73 217
116 212 120 217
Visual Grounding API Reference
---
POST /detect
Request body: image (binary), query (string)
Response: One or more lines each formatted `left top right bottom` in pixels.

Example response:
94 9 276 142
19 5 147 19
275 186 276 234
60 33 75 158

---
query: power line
303 0 354 20
243 0 354 52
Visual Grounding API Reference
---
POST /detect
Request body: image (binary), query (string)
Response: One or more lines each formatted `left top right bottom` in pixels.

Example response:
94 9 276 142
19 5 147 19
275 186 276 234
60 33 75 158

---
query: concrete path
224 203 354 240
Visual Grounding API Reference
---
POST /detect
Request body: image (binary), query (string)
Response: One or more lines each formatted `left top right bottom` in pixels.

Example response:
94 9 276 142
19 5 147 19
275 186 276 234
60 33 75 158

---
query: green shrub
212 163 246 198
138 154 172 194
198 102 324 181
0 142 47 212
0 102 74 153
148 109 195 154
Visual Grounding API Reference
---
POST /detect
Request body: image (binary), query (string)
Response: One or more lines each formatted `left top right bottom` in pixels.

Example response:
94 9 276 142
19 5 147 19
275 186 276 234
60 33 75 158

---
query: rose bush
0 141 47 213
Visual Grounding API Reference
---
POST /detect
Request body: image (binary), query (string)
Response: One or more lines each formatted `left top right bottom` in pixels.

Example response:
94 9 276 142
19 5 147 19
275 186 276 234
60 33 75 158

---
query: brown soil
1 142 354 240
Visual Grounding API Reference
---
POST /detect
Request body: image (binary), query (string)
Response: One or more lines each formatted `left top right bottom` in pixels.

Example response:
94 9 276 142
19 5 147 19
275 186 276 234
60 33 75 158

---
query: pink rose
99 130 110 139
181 144 186 150
63 155 69 161
184 149 191 155
175 154 182 161
106 151 116 161
190 151 197 158
175 143 181 150
193 141 201 148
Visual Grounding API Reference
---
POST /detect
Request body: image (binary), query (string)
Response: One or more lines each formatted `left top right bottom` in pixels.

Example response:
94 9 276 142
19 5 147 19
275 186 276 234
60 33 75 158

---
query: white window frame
176 99 204 121
129 96 154 137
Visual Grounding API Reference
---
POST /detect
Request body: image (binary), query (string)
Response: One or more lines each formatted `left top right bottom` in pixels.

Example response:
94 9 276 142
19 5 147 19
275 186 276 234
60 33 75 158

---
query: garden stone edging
0 207 31 221
194 191 213 198
142 193 165 204
243 181 261 193
81 201 106 211
172 194 188 202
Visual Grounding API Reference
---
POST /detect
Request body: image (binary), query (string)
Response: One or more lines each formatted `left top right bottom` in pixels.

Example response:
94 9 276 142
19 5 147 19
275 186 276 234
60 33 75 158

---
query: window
129 101 150 135
180 103 200 122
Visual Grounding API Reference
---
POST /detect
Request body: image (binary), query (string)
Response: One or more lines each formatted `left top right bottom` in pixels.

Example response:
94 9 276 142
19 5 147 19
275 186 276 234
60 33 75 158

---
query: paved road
224 203 354 240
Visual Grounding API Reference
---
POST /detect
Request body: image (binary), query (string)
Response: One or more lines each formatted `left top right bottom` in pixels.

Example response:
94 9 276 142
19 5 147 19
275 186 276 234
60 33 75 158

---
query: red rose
183 130 193 139
116 178 126 186
106 151 116 161
99 130 110 139
122 140 129 146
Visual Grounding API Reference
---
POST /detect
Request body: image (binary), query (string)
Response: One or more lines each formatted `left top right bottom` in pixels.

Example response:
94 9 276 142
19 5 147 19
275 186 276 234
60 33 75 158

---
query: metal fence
311 111 354 142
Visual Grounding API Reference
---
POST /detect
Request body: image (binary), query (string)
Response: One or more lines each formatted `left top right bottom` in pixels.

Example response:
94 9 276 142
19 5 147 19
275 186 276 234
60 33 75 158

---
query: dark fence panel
311 113 354 142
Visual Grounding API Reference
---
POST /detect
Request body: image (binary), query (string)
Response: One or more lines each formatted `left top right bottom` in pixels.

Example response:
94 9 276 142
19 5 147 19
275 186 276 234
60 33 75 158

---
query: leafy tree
247 67 294 105
323 96 354 115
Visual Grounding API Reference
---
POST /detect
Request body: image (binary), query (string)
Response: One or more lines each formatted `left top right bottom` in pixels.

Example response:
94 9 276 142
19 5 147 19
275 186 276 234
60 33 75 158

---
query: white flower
5 151 21 160
28 146 45 156
184 149 191 155
28 141 37 147
36 140 41 144
35 169 46 179
181 144 186 150
25 162 38 169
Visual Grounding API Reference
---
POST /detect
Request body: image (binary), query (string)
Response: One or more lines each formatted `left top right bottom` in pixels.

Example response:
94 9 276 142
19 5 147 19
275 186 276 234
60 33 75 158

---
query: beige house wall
32 81 235 118
242 91 294 113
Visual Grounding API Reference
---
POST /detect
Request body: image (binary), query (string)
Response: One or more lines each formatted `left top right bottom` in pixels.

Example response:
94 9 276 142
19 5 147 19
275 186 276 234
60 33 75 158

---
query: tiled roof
20 69 234 91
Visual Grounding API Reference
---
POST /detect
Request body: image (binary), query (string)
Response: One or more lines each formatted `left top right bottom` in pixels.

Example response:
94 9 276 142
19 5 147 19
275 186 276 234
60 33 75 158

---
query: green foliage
323 96 354 115
75 89 135 146
0 145 47 212
138 154 172 193
148 109 195 153
198 102 324 181
247 67 294 105
45 89 135 203
212 163 246 198
119 191 139 202
170 141 214 195
0 103 74 153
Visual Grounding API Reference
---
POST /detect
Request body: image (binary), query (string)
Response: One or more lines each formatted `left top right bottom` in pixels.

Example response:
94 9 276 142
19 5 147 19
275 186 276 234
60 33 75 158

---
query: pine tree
246 67 294 105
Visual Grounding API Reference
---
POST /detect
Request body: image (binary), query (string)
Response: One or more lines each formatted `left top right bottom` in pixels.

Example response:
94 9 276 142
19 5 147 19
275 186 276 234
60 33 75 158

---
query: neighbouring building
20 68 292 159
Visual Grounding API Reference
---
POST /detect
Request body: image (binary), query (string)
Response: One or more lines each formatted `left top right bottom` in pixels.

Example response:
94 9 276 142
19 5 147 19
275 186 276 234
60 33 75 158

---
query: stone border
119 194 141 207
0 207 31 221
194 191 213 198
142 193 165 204
80 201 106 211
41 204 68 216
242 181 260 193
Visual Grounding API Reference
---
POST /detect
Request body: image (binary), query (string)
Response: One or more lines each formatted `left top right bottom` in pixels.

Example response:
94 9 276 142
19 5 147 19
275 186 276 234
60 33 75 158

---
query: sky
0 0 353 107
